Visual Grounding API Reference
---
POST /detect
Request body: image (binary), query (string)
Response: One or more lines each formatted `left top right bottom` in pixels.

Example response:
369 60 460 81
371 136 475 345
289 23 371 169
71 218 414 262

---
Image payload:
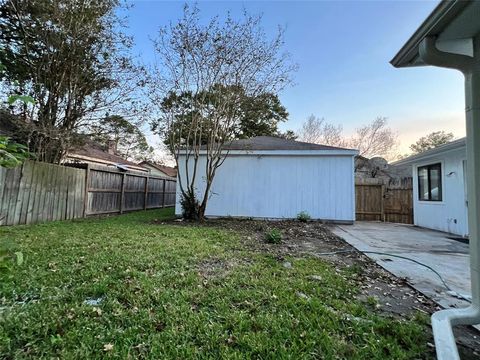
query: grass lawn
0 209 431 359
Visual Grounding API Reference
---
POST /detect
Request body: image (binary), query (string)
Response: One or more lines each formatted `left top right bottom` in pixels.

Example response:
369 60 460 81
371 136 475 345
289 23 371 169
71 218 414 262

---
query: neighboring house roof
199 136 356 152
139 161 177 178
391 1 479 68
66 139 147 172
392 137 466 166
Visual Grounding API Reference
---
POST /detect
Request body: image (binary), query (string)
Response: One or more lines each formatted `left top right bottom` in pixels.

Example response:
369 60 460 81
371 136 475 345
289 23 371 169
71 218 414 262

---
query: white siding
175 153 355 222
412 148 468 236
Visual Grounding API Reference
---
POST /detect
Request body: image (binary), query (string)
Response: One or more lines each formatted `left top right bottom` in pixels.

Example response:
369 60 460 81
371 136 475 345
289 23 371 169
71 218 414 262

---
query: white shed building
175 136 358 222
393 138 468 237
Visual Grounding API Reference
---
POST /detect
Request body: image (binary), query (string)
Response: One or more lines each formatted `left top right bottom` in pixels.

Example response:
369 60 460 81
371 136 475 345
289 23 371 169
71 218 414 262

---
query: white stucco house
175 136 358 222
393 138 467 237
390 1 480 358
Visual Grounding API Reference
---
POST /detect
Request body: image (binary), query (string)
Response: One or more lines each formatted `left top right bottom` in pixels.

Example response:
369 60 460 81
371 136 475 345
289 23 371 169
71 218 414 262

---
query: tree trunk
197 203 207 221
197 177 213 221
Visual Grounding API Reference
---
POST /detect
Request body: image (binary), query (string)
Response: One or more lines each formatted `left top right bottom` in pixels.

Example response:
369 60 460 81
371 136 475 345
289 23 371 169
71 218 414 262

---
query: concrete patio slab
332 221 471 309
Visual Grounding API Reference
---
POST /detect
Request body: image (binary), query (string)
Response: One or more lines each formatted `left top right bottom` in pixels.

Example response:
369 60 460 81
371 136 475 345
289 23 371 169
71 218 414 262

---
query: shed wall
175 154 355 221
412 148 468 236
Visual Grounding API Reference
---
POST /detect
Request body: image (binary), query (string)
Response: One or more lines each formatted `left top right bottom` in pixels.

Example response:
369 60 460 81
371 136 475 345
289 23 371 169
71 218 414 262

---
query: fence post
162 179 166 208
83 164 90 217
120 173 126 214
381 184 386 222
144 176 149 210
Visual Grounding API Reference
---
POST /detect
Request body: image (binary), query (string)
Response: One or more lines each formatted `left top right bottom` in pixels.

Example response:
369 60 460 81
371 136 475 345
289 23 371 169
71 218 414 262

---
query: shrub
297 211 311 222
180 194 200 220
265 228 282 244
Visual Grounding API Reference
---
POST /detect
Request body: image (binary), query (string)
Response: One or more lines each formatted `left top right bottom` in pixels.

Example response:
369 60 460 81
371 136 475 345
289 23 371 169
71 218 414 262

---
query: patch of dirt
196 258 231 279
196 257 251 280
155 218 480 358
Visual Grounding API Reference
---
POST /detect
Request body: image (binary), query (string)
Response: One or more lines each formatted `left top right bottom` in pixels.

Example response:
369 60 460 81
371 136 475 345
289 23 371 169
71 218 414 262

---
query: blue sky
126 0 466 154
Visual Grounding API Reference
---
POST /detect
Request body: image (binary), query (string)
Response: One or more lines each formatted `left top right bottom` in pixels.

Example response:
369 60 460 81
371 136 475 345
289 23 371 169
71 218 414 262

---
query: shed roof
202 136 355 151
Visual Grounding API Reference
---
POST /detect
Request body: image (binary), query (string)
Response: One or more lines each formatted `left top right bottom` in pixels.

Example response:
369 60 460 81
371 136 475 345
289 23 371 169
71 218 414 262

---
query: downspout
419 36 480 360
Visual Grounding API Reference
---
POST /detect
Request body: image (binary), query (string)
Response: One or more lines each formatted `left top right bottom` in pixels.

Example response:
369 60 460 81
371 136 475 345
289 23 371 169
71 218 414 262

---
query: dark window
418 163 442 201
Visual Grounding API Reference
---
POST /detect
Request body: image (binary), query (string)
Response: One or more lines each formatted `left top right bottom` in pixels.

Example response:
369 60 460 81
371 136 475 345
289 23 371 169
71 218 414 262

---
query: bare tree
297 115 398 160
348 117 398 160
150 5 295 220
297 115 344 147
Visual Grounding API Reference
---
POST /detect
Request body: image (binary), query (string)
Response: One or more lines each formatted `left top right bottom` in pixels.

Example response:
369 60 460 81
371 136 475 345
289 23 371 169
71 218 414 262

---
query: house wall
175 153 355 221
412 147 468 236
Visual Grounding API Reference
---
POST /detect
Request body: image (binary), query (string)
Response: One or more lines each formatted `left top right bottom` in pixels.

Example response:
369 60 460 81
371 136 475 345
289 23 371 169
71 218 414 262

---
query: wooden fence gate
355 177 413 224
0 161 176 226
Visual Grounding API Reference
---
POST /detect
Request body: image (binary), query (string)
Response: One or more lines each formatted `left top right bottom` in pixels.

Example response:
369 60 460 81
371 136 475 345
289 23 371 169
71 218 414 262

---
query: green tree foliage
89 115 153 162
278 130 298 140
0 61 33 168
235 91 288 139
0 136 31 168
2 59 35 106
154 90 213 148
0 0 144 163
155 85 289 148
409 131 455 154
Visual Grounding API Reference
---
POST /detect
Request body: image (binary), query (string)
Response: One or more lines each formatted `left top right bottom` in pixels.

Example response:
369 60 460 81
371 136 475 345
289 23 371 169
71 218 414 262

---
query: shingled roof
66 139 147 172
139 161 177 178
202 136 354 151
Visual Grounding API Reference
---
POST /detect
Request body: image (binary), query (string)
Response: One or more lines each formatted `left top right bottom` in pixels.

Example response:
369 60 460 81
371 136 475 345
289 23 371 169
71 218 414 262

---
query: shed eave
178 149 359 157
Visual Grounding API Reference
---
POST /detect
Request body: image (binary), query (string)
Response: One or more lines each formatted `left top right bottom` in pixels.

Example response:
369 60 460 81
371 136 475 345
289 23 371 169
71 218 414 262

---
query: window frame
417 162 443 202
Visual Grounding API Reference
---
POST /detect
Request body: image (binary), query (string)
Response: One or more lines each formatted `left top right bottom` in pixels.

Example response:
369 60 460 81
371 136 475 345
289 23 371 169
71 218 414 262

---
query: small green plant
347 263 364 276
0 239 24 280
297 211 311 222
366 296 379 308
265 228 282 244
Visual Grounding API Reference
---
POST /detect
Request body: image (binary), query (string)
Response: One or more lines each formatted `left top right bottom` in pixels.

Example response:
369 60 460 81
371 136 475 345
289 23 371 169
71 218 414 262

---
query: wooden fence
355 177 413 224
85 165 176 216
0 161 176 226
